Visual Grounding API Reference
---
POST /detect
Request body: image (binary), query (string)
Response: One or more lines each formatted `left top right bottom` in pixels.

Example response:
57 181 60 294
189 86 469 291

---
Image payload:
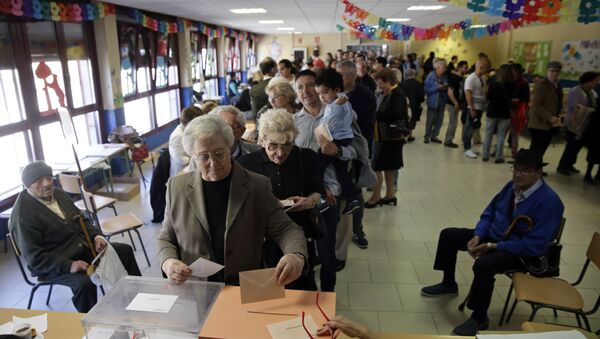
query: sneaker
495 158 505 164
444 142 459 148
464 149 478 159
352 232 369 249
424 138 430 144
407 136 415 142
482 157 489 162
557 168 572 176
316 200 330 213
431 137 442 144
420 282 458 297
336 259 346 272
342 199 361 215
452 318 489 336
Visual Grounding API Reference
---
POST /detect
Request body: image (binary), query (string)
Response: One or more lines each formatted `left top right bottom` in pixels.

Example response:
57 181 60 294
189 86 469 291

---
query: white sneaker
464 149 478 158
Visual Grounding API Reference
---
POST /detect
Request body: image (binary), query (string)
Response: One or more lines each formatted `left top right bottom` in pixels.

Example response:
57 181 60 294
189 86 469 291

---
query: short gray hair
404 68 417 79
183 114 235 155
434 58 447 67
265 77 297 103
258 108 298 144
337 60 357 74
210 105 246 128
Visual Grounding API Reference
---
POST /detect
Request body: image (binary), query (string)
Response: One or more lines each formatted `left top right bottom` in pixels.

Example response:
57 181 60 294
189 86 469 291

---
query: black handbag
379 119 410 141
504 215 562 278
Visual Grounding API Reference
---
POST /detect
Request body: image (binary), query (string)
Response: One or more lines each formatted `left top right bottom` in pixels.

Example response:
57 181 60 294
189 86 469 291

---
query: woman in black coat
583 97 600 184
365 68 409 208
238 109 323 291
483 64 514 163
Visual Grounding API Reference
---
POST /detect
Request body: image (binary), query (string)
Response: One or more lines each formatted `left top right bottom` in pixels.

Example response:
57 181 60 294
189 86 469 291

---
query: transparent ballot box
81 276 223 339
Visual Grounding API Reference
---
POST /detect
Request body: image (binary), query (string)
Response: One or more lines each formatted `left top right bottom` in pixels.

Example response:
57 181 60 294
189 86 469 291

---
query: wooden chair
7 233 54 309
80 188 151 268
521 322 598 338
57 173 117 216
506 232 600 332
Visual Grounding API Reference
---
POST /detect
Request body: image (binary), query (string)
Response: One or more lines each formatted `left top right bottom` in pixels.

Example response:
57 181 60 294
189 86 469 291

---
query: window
0 132 31 196
64 23 96 108
204 37 217 78
118 21 180 130
246 39 256 69
0 23 25 126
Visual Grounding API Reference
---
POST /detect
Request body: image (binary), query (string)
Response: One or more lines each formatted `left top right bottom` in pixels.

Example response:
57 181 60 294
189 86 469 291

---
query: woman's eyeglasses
265 140 294 152
195 149 228 163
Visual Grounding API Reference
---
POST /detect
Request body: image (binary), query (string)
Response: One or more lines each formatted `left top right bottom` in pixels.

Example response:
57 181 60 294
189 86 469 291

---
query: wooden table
199 286 336 339
0 308 84 339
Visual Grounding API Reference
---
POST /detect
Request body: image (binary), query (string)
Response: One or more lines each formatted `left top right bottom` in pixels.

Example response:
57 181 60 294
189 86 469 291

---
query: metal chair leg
134 228 151 267
46 284 53 305
110 205 118 216
100 285 105 296
127 231 137 251
576 314 582 328
28 285 42 309
552 309 558 317
506 299 518 324
499 282 514 326
582 315 591 332
528 305 540 322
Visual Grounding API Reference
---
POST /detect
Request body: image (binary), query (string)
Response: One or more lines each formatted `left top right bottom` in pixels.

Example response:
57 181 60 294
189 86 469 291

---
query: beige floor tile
411 212 451 227
420 200 459 213
386 241 432 261
397 283 460 314
378 311 437 334
337 309 381 333
337 259 371 283
362 225 403 241
335 282 349 311
370 261 419 283
347 240 389 260
348 282 402 312
399 226 440 242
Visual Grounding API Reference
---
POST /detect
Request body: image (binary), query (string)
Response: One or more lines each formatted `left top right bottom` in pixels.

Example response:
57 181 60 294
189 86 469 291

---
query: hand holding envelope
239 268 285 304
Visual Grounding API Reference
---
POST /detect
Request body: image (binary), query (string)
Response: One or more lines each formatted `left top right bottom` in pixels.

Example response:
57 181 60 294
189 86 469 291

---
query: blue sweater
474 181 564 257
424 72 448 109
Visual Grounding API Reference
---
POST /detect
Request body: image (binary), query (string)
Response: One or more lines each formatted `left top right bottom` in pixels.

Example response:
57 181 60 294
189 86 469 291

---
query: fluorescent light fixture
470 24 487 28
407 5 445 10
276 27 295 31
387 18 411 22
230 8 267 14
288 31 303 34
259 20 284 24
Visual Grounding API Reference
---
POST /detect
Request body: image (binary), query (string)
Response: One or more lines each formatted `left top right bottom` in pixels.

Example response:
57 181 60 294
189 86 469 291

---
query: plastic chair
57 173 117 216
506 232 600 332
80 188 151 268
7 233 54 309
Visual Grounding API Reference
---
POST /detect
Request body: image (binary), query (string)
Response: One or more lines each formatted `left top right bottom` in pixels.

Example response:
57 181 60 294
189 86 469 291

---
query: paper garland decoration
0 0 115 21
444 0 599 24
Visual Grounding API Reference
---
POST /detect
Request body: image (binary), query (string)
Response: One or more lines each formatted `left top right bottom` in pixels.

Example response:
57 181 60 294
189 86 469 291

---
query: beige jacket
528 78 561 131
157 161 307 283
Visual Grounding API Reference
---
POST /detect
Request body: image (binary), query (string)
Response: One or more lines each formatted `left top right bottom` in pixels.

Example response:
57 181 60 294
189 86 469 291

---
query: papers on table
267 315 318 339
1 313 48 336
239 268 285 304
188 257 224 278
477 330 587 339
126 293 179 313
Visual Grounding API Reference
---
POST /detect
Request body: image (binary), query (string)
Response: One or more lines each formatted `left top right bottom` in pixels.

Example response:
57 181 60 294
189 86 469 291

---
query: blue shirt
475 180 564 256
323 94 355 140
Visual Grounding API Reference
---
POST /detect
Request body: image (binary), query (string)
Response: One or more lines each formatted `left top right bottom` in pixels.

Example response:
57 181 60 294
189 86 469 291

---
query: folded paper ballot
188 256 224 278
314 123 333 142
267 315 318 339
239 268 285 304
477 330 587 339
126 293 178 313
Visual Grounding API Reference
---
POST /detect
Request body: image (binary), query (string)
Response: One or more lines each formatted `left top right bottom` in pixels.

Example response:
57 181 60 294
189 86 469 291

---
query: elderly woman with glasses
249 77 300 141
157 114 308 286
238 109 323 290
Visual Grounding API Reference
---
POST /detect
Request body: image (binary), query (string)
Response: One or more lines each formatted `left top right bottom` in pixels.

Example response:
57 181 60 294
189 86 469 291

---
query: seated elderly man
210 105 261 160
9 161 141 312
421 149 564 336
157 114 308 286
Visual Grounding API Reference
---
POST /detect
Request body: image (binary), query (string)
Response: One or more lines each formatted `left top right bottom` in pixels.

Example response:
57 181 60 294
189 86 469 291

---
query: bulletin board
561 40 600 81
512 41 552 76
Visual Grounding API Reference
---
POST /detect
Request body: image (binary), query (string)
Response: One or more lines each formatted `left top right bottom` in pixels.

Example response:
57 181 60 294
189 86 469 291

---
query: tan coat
157 161 307 283
528 78 561 131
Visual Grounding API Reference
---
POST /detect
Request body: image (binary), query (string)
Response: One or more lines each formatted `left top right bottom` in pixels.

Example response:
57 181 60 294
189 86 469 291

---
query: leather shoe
421 282 458 297
336 260 346 272
557 168 572 176
444 142 459 148
431 137 442 144
452 318 489 336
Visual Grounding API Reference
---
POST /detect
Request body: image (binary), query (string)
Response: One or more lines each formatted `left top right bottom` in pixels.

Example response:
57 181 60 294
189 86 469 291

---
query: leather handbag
378 119 410 141
504 215 562 278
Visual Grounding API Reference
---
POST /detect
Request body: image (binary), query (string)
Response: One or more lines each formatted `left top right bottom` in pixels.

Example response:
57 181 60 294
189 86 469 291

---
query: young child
314 68 360 215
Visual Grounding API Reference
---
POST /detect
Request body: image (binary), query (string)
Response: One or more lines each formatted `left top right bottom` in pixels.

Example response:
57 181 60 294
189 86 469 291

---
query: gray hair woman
157 114 307 286
264 77 298 114
238 109 323 291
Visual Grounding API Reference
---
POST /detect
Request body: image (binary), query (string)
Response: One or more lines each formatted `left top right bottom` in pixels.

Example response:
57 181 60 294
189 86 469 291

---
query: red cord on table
302 311 315 339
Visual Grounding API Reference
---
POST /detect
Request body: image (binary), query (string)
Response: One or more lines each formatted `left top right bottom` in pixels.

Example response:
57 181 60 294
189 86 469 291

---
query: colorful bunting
0 0 115 21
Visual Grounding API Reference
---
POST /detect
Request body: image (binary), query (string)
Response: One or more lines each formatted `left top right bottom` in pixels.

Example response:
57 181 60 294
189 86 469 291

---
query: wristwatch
293 252 309 274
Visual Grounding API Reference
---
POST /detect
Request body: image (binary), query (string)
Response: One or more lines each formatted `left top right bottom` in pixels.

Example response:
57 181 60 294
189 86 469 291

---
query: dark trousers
409 106 422 131
316 139 359 202
352 193 365 236
433 228 522 313
316 202 340 292
529 128 554 158
558 131 585 170
51 242 141 312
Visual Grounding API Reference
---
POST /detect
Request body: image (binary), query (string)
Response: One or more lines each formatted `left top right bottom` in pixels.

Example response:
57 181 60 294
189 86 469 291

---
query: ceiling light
407 5 445 10
259 20 284 24
288 31 303 34
230 8 267 14
387 18 411 22
276 27 295 31
470 24 487 28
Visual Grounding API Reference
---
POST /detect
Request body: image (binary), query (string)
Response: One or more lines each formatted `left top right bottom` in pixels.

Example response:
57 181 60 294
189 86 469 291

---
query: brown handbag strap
77 215 97 257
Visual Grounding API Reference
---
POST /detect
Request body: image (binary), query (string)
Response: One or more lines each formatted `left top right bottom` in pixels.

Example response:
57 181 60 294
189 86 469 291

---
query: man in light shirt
463 58 490 158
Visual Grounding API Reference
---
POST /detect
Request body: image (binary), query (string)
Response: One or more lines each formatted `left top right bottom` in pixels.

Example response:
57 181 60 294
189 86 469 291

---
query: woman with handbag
238 108 323 291
365 68 409 208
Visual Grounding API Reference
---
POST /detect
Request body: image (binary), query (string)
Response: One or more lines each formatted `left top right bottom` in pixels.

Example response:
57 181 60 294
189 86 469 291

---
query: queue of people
7 47 597 338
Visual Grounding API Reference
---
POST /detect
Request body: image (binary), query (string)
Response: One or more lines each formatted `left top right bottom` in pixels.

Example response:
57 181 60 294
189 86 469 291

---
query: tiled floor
1 119 599 336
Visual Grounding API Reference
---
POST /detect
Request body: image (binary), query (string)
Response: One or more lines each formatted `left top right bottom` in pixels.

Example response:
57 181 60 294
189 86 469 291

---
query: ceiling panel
105 0 501 34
